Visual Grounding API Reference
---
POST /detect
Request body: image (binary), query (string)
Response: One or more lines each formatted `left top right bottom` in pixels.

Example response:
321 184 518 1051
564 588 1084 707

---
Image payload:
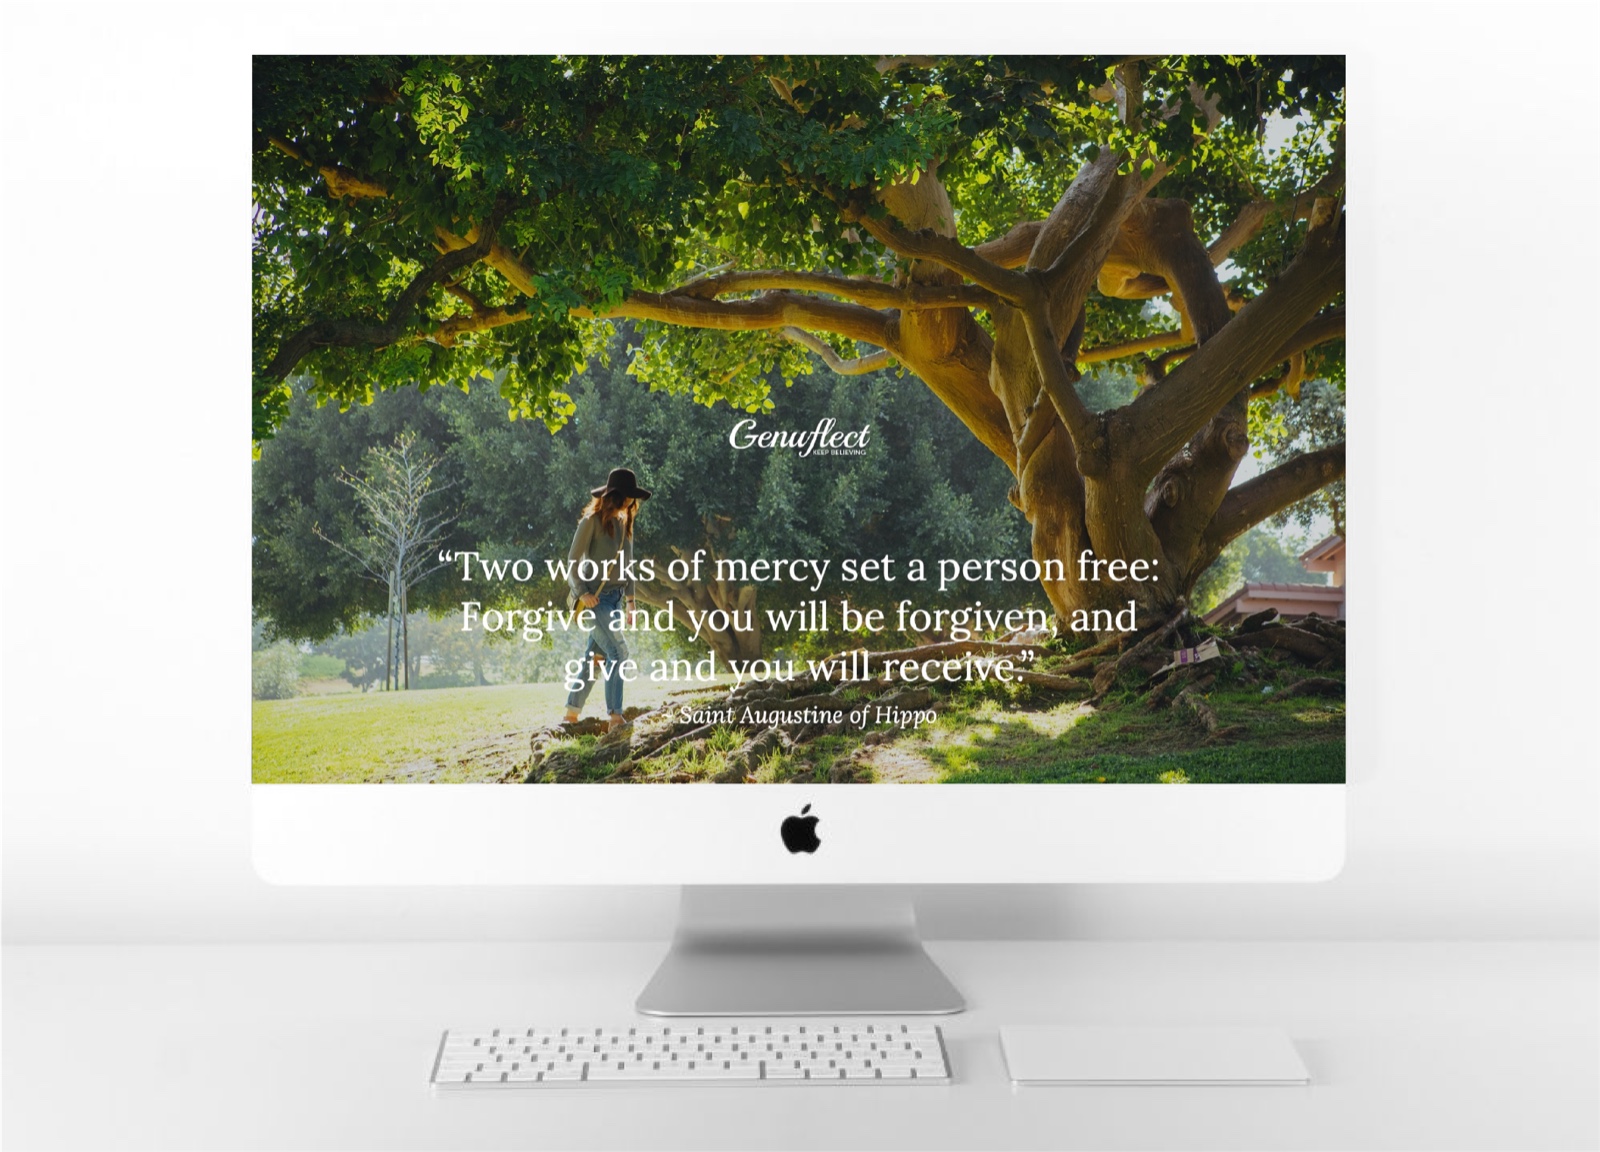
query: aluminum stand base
636 886 964 1016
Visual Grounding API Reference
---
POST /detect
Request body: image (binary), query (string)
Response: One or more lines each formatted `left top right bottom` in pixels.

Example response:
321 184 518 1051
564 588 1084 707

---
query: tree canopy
253 55 1345 627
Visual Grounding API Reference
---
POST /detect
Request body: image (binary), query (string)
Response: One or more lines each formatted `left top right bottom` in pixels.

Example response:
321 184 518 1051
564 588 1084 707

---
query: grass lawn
255 659 1344 786
252 678 692 783
912 687 1344 783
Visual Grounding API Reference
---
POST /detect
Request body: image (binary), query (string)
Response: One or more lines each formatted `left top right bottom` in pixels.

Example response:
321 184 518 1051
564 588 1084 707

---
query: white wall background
3 4 1596 945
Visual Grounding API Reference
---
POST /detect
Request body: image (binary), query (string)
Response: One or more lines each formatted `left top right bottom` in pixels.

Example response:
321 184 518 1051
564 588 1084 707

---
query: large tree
253 55 1345 628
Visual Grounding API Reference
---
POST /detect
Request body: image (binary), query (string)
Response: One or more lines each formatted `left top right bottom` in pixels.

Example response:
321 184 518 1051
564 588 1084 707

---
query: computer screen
251 54 1345 886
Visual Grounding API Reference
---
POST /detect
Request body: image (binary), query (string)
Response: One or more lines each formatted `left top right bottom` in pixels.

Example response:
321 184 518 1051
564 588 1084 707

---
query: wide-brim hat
591 467 652 501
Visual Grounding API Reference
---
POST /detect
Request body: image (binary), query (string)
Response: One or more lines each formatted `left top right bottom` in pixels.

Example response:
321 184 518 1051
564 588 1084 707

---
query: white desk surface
3 941 1594 1151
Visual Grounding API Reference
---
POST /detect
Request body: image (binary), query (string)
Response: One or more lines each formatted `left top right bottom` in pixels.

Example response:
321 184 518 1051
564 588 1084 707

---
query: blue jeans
566 587 629 716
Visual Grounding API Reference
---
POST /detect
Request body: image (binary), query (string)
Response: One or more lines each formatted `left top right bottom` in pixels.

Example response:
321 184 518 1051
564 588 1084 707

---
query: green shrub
298 653 347 679
252 642 302 700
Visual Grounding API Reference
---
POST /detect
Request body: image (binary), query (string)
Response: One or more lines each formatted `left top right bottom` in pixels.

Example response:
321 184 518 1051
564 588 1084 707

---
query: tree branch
1099 199 1234 339
852 165 1017 465
1034 149 1140 288
436 226 945 354
432 225 540 297
1024 305 1103 471
1129 200 1234 341
780 328 891 375
266 135 389 200
1124 195 1257 570
1245 306 1344 396
989 148 1148 484
1211 128 1347 268
847 206 1034 305
1250 352 1306 400
875 56 939 74
589 290 892 348
1197 441 1346 568
1079 304 1342 372
1122 200 1345 482
264 132 966 321
1114 62 1144 129
427 302 533 347
1267 305 1344 363
975 221 1046 268
262 208 506 383
1104 131 1346 300
1201 201 1276 272
423 287 897 352
670 269 996 311
261 137 539 302
1080 328 1189 364
1205 158 1345 271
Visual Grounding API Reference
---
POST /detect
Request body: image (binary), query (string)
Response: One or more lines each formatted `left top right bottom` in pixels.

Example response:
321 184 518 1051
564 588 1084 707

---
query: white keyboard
431 1020 951 1087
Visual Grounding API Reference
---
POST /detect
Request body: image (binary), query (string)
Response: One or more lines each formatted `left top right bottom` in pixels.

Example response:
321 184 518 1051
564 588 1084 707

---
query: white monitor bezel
253 784 1344 885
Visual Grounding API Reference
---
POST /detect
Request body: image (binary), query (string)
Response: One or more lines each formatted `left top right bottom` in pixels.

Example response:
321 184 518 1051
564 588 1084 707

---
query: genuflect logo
728 418 871 458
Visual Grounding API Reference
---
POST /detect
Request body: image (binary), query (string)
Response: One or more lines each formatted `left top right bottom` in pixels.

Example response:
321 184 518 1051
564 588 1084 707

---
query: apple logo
780 804 821 854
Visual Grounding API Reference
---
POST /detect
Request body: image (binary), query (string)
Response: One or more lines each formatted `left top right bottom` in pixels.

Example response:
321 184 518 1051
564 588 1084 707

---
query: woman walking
563 467 650 731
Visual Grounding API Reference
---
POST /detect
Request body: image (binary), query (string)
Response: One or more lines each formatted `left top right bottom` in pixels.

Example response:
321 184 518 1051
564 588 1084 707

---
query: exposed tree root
520 613 1344 781
1173 676 1217 726
1090 607 1195 700
1171 678 1243 741
1231 624 1344 668
1283 676 1345 699
1010 668 1096 692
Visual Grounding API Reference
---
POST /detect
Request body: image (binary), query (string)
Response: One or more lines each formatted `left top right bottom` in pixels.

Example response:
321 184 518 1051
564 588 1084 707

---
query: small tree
251 641 303 700
317 433 455 689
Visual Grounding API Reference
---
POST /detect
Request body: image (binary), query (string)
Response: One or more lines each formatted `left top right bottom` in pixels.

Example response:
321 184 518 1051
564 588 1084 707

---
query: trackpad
1000 1026 1310 1085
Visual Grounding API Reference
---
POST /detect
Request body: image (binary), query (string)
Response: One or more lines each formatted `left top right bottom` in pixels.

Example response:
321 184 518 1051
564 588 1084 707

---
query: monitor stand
636 885 965 1016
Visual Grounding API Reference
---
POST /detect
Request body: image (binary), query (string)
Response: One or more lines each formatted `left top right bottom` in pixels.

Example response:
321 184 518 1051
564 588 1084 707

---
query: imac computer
251 52 1348 1017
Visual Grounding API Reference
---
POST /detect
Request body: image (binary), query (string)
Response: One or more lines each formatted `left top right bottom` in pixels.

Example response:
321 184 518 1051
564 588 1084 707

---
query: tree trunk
876 159 1174 635
401 586 410 689
384 575 397 691
873 164 1345 639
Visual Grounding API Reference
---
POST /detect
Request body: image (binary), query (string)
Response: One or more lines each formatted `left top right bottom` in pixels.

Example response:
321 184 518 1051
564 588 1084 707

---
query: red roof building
1202 535 1346 627
1300 534 1346 587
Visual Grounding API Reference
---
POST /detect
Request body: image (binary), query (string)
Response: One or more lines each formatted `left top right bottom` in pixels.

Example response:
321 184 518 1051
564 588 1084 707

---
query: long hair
581 490 637 539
